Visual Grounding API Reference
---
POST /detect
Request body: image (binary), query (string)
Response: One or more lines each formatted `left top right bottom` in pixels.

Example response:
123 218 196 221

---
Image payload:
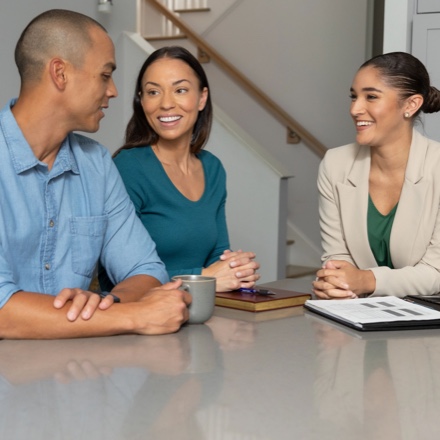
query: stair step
286 265 318 279
174 8 210 13
144 34 188 41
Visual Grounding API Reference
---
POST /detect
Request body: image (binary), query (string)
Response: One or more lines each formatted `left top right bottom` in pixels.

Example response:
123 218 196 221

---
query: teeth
159 116 181 122
356 121 372 126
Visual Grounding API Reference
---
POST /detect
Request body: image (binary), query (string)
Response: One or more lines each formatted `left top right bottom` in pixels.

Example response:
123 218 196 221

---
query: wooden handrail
145 0 326 157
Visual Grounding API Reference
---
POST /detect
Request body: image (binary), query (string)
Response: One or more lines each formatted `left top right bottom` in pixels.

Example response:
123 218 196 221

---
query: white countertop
2 279 440 439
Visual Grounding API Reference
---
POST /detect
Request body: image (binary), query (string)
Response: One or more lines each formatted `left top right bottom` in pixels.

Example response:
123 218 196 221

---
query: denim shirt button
45 263 51 270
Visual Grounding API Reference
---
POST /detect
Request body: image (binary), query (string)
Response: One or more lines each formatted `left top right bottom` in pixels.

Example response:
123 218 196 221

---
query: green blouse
367 196 398 269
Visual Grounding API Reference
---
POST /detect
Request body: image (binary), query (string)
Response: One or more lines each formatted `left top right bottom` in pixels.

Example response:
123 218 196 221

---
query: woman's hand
312 260 375 299
202 250 260 292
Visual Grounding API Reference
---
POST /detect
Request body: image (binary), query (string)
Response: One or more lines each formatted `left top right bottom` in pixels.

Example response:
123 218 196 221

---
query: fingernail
67 312 76 321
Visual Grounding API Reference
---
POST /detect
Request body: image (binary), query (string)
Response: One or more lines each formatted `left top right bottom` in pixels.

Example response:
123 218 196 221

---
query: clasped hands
202 249 260 292
312 260 375 299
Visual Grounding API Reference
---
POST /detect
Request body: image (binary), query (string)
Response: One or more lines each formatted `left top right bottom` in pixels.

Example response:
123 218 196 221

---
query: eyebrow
144 79 191 87
350 86 383 93
104 62 117 71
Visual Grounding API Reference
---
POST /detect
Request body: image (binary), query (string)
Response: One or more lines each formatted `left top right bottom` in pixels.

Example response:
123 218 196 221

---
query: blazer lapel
337 145 378 268
390 129 428 268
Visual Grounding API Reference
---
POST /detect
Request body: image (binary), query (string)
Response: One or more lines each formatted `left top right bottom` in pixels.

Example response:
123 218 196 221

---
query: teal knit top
114 146 230 278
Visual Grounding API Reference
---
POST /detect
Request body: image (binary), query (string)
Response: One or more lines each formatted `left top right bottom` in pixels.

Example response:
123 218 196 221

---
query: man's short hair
15 9 107 83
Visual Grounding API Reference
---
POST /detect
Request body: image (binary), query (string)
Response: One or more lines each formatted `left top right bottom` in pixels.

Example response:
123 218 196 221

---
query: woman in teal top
114 146 229 278
105 46 259 292
313 52 440 299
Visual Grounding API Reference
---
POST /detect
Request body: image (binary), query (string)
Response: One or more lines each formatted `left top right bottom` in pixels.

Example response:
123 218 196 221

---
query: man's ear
49 58 68 90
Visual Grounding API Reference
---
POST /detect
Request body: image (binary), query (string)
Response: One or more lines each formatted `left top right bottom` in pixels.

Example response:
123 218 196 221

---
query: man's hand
0 279 189 339
133 279 192 335
52 279 191 336
53 288 115 321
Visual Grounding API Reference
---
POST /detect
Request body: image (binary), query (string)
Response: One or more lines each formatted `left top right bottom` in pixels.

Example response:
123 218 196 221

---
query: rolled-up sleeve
0 246 21 308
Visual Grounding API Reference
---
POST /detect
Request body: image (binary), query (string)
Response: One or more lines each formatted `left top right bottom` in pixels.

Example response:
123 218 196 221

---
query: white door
412 13 440 142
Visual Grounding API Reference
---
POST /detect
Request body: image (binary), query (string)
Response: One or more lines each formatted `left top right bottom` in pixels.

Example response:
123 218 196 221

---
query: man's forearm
110 274 162 302
0 281 189 339
0 291 135 339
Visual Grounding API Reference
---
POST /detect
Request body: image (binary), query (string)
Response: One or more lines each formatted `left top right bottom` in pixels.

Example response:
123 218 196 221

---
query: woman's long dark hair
114 46 213 157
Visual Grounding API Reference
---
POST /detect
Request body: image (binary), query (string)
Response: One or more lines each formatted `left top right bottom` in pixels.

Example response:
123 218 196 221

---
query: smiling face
65 26 117 133
350 65 411 148
139 57 208 147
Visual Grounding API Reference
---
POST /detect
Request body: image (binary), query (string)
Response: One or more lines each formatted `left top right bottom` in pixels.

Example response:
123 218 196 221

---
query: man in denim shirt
0 9 191 338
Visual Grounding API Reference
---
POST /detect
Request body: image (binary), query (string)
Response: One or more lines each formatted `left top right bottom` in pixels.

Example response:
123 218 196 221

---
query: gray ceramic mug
172 275 216 324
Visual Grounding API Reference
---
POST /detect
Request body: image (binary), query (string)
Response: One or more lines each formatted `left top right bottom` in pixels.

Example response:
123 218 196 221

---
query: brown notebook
215 287 311 312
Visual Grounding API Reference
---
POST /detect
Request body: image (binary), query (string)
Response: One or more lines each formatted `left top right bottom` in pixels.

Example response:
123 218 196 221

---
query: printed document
305 296 440 326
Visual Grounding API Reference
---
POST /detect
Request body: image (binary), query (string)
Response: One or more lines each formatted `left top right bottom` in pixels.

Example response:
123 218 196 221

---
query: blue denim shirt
0 100 168 307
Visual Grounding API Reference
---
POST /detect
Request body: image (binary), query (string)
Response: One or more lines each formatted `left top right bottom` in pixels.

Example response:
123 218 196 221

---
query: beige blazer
318 129 440 297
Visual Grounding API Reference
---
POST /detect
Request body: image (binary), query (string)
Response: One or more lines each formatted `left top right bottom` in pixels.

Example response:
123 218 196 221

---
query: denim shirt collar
1 99 79 176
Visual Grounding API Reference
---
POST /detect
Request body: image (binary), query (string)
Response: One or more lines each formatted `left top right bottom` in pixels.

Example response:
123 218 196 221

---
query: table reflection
206 315 257 351
311 319 440 439
0 325 223 440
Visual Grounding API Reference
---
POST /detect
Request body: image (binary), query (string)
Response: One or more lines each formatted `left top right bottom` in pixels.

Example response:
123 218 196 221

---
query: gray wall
0 0 138 150
0 1 96 106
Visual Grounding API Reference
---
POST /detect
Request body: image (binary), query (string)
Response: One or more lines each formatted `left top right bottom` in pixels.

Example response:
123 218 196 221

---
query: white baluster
165 0 174 35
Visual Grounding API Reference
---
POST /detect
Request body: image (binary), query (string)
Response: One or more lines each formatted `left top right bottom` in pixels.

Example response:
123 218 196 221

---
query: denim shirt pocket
70 215 108 278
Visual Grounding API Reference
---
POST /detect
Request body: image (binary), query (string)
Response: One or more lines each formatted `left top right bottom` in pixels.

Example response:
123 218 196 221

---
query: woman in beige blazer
313 52 440 299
